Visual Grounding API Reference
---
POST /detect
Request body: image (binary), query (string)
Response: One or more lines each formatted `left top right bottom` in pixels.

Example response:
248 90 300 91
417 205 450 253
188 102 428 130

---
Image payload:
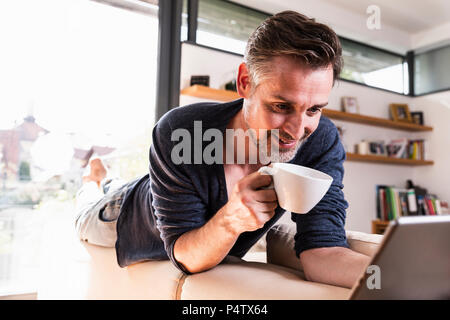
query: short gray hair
244 11 343 87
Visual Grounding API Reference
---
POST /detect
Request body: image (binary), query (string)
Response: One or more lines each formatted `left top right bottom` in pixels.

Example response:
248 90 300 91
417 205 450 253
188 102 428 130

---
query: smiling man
75 10 371 289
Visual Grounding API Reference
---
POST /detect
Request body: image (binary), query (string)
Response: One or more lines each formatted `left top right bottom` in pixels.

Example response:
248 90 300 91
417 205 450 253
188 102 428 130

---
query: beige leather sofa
37 223 383 300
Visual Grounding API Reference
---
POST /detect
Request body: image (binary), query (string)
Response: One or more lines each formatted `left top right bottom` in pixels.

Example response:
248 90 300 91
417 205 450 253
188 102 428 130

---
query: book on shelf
375 183 447 221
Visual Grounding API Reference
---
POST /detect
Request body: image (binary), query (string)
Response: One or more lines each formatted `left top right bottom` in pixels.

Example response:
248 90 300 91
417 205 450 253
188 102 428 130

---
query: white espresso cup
258 163 333 214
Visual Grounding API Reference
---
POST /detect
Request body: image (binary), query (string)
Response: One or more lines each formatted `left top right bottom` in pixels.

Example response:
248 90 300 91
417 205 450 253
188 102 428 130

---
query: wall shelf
346 153 434 166
322 109 433 132
180 85 240 101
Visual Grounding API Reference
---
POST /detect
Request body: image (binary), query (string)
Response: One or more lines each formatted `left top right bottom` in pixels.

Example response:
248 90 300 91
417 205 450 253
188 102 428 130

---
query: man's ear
236 62 252 98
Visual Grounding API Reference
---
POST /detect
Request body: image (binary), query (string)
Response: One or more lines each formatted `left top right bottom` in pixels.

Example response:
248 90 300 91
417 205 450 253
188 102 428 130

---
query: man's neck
224 108 265 172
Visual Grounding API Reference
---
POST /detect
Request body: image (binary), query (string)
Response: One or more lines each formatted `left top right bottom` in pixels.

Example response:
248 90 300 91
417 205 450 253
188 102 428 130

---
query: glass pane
0 0 158 296
181 0 188 41
197 0 269 54
339 38 407 94
415 45 450 95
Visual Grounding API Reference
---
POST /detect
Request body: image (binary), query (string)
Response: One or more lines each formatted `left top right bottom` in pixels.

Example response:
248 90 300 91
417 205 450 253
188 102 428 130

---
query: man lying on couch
75 10 371 289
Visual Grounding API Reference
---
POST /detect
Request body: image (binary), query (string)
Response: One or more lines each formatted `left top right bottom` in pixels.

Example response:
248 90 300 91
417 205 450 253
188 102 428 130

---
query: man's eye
307 107 322 114
274 104 290 111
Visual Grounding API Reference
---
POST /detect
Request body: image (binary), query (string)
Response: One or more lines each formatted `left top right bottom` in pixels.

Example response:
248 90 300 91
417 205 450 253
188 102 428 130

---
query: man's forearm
300 246 371 289
173 206 240 274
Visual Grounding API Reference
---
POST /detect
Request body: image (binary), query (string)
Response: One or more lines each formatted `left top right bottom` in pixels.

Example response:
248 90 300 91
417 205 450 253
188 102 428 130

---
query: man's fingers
253 189 277 202
245 171 273 190
253 200 278 213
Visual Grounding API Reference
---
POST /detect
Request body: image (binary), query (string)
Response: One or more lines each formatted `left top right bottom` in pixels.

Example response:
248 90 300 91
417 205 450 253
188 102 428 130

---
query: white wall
180 43 243 104
410 93 450 202
180 43 448 233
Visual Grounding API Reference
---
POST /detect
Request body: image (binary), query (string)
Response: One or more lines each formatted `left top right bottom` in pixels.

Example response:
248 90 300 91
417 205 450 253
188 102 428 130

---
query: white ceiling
232 0 450 52
318 0 450 33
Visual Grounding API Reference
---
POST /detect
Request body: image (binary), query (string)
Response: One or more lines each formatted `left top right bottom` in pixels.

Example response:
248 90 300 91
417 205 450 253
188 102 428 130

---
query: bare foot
82 157 107 188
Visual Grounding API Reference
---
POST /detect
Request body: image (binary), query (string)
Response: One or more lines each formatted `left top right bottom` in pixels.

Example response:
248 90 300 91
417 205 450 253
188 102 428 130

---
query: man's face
238 56 334 163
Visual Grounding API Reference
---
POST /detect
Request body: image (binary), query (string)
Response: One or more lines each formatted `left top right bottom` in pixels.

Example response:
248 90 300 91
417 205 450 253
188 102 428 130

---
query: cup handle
258 166 276 189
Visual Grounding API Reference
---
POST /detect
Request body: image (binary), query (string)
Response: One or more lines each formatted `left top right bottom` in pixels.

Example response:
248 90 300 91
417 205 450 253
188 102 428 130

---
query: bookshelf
180 85 434 166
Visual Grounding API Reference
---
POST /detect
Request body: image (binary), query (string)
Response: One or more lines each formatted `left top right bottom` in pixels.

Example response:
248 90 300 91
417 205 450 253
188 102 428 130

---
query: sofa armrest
266 223 383 273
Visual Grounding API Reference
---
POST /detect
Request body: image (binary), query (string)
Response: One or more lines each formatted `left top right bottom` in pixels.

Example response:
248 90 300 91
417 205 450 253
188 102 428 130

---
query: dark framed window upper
338 37 409 95
180 0 449 98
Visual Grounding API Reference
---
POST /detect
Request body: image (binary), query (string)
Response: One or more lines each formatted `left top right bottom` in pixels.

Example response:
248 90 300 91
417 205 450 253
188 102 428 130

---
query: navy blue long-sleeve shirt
115 98 349 273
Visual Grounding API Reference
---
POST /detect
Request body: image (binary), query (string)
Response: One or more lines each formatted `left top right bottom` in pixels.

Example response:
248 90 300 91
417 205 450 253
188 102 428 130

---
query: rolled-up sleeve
292 120 349 257
149 114 206 274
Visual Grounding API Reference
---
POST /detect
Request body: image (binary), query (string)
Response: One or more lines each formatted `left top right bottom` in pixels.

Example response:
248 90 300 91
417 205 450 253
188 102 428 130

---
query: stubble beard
244 119 307 164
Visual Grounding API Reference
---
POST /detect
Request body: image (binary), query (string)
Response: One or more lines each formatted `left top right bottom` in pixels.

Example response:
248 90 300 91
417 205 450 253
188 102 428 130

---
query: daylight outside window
0 0 158 296
339 38 409 94
194 0 268 54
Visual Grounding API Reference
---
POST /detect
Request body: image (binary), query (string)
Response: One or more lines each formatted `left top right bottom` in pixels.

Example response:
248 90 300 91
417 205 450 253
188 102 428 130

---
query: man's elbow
179 261 211 274
299 247 324 282
299 246 371 288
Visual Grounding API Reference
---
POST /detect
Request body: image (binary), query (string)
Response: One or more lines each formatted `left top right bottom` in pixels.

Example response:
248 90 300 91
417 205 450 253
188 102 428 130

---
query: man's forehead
257 63 333 101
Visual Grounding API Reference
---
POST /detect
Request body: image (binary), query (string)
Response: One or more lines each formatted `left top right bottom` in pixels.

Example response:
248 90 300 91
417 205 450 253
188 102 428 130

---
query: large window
415 44 450 95
0 0 158 296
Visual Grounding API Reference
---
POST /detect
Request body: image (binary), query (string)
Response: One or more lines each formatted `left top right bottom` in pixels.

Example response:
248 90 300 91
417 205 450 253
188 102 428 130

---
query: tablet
350 215 450 300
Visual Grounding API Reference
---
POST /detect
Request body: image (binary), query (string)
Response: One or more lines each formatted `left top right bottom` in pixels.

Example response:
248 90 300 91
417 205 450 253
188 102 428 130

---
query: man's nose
284 113 309 140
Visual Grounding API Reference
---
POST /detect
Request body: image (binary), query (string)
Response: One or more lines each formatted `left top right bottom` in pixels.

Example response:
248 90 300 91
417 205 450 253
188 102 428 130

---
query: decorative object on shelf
341 96 360 114
367 140 386 156
389 103 413 123
224 79 237 92
190 75 210 87
355 140 369 155
411 111 424 125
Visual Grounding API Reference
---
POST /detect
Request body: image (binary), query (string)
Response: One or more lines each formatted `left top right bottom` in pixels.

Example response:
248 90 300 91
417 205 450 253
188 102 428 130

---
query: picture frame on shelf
389 103 413 123
386 138 408 158
411 111 424 125
190 75 210 87
341 96 360 114
367 140 387 156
